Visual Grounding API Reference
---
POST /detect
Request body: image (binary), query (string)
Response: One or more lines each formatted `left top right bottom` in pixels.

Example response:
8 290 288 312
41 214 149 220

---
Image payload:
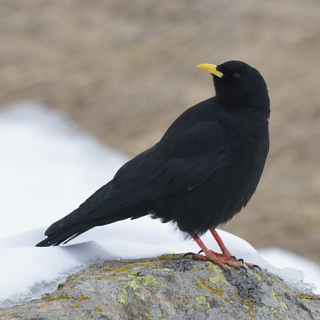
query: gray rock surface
0 254 319 319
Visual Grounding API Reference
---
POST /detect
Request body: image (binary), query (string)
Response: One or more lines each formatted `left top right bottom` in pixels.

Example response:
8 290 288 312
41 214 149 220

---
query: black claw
182 252 195 258
239 265 248 273
238 258 244 263
230 255 237 260
198 250 203 254
251 264 261 271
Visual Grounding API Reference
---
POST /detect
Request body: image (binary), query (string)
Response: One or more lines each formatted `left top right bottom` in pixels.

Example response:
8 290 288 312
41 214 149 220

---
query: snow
0 102 319 308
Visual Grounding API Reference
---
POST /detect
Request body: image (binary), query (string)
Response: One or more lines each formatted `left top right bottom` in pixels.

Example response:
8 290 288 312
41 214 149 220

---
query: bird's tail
36 220 97 247
36 206 145 247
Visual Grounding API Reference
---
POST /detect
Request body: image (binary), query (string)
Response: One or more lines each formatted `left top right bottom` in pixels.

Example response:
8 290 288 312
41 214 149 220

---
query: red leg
190 228 257 269
210 228 257 268
209 228 233 257
190 233 240 270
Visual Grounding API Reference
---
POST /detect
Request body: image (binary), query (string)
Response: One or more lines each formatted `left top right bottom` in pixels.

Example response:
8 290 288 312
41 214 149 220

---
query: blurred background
0 1 319 263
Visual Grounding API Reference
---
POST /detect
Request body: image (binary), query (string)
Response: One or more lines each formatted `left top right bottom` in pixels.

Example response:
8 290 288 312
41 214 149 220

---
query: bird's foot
192 250 242 270
188 231 260 270
183 250 260 271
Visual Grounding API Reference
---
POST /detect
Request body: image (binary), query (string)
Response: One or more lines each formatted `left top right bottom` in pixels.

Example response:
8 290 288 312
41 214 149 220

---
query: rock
0 254 319 320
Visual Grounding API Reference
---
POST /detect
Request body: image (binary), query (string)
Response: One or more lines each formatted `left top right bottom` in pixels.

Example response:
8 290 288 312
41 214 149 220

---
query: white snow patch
259 248 320 294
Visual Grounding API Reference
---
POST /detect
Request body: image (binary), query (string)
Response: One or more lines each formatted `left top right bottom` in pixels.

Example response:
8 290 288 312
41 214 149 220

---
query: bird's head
197 60 270 118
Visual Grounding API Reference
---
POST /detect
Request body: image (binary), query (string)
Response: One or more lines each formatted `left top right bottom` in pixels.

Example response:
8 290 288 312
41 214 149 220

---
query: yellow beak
197 64 223 78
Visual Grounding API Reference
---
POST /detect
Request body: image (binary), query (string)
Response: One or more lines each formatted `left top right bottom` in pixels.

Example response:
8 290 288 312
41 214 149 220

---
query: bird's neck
215 95 270 119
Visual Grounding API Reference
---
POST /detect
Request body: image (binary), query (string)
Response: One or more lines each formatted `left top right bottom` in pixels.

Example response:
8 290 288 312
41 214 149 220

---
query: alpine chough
36 60 270 270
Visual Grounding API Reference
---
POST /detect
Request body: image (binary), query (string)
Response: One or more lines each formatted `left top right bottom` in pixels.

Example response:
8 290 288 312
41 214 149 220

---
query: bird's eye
233 72 241 79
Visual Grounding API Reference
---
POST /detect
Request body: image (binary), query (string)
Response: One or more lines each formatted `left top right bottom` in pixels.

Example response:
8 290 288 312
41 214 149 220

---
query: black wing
72 119 230 219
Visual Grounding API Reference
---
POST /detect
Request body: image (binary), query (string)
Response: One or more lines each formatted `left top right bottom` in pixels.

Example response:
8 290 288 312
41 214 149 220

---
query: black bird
36 60 270 269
